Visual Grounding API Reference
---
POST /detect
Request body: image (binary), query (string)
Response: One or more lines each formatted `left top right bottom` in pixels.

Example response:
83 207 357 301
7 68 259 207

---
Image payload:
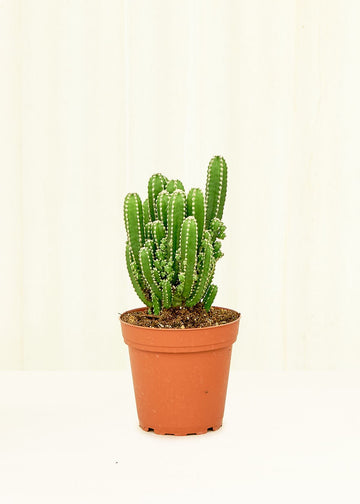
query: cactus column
124 193 144 269
123 156 229 313
205 156 228 229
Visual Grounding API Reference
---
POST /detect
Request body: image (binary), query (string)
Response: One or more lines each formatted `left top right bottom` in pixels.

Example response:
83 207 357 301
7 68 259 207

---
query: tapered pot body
120 307 240 436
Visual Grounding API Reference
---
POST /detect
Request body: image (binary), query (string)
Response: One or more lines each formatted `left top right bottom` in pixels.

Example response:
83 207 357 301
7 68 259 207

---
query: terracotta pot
120 307 240 436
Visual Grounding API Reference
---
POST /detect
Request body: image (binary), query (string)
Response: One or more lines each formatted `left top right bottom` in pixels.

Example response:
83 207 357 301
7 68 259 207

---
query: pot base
140 424 222 436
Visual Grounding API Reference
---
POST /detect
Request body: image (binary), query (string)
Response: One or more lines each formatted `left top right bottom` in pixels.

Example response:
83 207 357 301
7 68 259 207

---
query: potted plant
120 156 240 435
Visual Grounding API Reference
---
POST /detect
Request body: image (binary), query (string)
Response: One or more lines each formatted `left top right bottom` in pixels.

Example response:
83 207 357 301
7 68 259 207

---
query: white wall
1 0 359 370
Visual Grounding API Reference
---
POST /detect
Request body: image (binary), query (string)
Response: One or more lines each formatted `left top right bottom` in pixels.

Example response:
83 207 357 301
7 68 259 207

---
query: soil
120 303 240 329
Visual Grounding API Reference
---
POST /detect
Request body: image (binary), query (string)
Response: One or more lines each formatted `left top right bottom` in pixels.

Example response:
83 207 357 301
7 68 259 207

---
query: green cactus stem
179 216 198 298
153 267 162 284
167 189 186 260
156 190 170 228
143 198 150 226
144 238 155 259
205 156 228 229
151 291 161 315
148 173 167 221
124 193 144 269
144 222 153 240
152 220 166 248
166 179 185 193
203 284 218 312
161 279 172 309
186 188 204 251
185 240 214 307
172 290 183 307
125 242 152 307
139 246 162 300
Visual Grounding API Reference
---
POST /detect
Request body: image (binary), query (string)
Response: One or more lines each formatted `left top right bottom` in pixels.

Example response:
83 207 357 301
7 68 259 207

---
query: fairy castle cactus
123 155 228 315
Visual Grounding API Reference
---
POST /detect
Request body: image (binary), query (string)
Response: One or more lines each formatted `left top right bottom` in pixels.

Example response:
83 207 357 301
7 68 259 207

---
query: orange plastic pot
120 307 240 436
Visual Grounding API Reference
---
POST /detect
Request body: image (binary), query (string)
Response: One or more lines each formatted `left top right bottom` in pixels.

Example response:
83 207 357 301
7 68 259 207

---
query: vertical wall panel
285 0 346 369
0 0 23 369
1 0 359 369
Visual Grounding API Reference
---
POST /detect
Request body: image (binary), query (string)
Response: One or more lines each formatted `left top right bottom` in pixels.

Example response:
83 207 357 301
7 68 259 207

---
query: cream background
1 0 359 370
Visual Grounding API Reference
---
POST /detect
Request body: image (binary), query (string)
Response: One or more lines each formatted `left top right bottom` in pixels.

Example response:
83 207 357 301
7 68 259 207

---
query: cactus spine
123 156 229 314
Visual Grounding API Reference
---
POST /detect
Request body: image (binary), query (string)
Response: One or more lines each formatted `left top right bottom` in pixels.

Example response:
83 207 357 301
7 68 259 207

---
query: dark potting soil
120 303 240 329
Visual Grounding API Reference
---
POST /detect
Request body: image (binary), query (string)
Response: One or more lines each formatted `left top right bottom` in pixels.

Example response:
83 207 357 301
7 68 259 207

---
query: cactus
124 193 144 269
203 284 218 311
167 189 186 260
143 199 150 226
139 246 162 301
156 190 169 228
125 242 152 308
205 156 228 229
152 220 166 248
148 173 167 221
185 239 215 307
166 179 185 193
178 216 198 298
123 156 229 313
186 188 204 250
161 279 172 308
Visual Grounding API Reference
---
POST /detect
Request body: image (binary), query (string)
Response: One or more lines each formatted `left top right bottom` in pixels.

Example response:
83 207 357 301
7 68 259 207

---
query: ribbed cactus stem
166 179 185 193
148 173 167 221
203 284 218 311
167 189 186 260
153 268 162 285
161 279 172 309
143 199 150 226
125 242 152 307
185 240 214 307
156 190 169 228
179 216 198 298
144 238 155 259
186 188 204 250
124 193 144 269
205 156 228 229
139 246 162 299
144 222 153 240
152 220 166 248
151 291 161 315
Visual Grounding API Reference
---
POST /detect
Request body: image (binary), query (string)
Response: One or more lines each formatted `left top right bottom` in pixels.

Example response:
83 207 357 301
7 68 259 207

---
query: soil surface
120 303 240 329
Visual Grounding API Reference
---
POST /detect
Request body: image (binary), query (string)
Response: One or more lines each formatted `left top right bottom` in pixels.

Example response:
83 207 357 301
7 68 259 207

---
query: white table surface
1 370 359 504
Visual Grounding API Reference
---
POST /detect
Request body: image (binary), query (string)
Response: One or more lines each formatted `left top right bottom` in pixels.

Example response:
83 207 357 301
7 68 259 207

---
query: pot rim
119 305 241 331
